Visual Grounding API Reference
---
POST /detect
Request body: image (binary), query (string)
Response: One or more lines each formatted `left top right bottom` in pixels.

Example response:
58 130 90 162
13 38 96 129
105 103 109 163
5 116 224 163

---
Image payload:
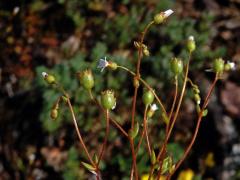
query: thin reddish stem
167 75 218 179
156 53 191 179
97 110 110 167
66 98 94 166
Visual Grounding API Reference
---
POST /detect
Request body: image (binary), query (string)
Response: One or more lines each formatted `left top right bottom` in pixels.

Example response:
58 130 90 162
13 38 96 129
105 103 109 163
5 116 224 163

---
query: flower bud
78 70 94 90
170 58 183 75
154 9 174 24
42 72 56 84
147 104 158 118
143 48 150 56
101 90 116 110
224 61 236 71
133 77 140 88
194 94 201 105
213 58 224 74
134 41 140 49
187 36 196 52
50 109 58 120
142 90 154 105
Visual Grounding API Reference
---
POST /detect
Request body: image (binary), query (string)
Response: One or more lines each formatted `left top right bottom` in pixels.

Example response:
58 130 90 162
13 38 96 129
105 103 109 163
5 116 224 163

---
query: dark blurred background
0 0 240 179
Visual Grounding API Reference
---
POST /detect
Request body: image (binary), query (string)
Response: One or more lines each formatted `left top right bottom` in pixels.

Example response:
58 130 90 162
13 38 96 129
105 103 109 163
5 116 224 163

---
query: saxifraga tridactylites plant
41 9 236 180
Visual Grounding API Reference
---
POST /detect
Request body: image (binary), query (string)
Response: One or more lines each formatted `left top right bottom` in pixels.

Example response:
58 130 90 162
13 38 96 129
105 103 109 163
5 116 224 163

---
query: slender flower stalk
167 76 178 132
167 74 219 179
156 52 192 179
97 110 110 167
88 90 128 138
143 106 152 157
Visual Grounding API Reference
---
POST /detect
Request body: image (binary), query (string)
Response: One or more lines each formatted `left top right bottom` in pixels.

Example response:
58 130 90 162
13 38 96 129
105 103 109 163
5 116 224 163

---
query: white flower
13 7 20 15
42 72 48 78
97 57 109 72
150 104 158 111
227 61 236 70
188 36 194 41
163 9 174 18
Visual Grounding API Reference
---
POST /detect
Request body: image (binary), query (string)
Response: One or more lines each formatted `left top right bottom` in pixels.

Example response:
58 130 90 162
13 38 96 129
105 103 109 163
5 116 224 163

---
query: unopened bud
50 109 58 120
187 36 196 52
134 41 140 49
42 72 56 84
194 94 201 105
143 48 150 56
133 77 140 88
154 9 174 24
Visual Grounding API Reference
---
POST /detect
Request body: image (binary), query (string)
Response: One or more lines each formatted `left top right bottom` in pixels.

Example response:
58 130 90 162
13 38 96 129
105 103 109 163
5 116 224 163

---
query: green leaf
162 113 169 125
128 122 139 139
151 150 156 165
81 161 96 172
202 109 208 117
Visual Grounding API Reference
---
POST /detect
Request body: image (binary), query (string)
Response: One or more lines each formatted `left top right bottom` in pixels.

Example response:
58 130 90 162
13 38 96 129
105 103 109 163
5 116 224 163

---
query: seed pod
154 13 164 24
101 90 116 110
142 90 154 105
213 58 224 74
170 58 183 75
78 70 94 90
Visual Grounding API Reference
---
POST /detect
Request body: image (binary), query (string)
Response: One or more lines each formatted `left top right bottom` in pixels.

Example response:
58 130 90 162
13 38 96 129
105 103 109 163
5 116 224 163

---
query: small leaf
93 154 98 164
129 122 139 139
81 161 96 172
162 113 169 125
61 95 68 103
151 150 156 165
202 109 208 117
161 156 173 174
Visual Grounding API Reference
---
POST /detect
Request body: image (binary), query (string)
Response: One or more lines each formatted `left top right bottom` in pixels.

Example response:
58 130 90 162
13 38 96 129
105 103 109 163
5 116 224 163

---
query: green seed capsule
101 90 116 110
78 70 94 90
109 62 118 70
154 13 164 24
170 58 183 75
142 90 154 105
213 58 225 74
